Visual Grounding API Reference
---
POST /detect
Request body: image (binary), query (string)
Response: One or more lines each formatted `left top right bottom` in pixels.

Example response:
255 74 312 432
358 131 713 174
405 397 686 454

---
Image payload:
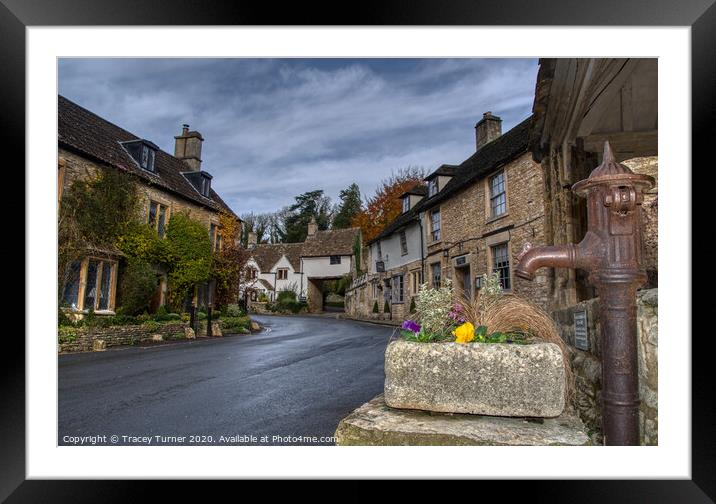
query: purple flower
401 320 421 333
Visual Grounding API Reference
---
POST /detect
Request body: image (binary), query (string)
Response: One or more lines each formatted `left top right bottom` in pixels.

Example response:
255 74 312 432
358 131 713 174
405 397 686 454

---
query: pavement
58 315 396 446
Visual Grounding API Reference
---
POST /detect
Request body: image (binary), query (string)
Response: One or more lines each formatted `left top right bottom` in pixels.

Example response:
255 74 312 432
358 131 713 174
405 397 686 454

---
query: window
411 270 423 294
402 196 410 213
399 230 408 255
489 170 507 217
428 179 438 197
58 160 66 203
277 268 288 280
330 255 341 265
61 258 118 312
209 223 222 251
392 275 404 303
431 262 441 288
491 243 511 290
430 209 441 241
247 267 258 280
372 282 381 300
201 176 211 197
148 201 169 237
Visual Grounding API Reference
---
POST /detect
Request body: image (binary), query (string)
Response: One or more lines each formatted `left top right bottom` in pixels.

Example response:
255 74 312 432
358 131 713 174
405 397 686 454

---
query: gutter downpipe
417 214 426 285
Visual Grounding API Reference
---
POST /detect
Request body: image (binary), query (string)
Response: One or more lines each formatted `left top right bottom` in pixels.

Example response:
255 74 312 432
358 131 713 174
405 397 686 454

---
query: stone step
335 395 592 446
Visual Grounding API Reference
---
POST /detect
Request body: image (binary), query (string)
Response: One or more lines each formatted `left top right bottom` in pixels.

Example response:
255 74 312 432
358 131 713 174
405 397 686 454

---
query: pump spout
515 243 578 281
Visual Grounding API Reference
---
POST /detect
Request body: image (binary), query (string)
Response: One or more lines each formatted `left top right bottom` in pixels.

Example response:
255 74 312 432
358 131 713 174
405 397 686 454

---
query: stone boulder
185 327 196 340
211 322 223 337
384 340 565 418
335 395 590 446
151 334 164 342
250 320 261 332
92 339 106 352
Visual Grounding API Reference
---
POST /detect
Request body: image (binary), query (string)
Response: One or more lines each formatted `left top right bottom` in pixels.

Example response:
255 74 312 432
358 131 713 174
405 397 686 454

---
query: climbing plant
212 211 250 307
164 211 213 308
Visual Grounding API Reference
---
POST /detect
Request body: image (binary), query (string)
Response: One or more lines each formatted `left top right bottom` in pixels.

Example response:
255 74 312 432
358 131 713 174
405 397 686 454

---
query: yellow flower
452 322 475 343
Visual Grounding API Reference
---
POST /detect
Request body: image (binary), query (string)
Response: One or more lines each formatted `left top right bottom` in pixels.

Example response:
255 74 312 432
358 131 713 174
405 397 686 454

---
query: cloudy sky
58 58 538 216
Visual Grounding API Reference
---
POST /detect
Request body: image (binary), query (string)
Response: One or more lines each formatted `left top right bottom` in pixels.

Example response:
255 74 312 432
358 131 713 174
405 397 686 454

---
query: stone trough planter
384 339 566 418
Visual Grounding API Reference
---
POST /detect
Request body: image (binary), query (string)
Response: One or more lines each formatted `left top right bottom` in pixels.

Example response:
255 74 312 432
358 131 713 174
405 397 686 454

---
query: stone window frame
58 159 66 204
430 208 441 242
148 199 171 238
431 262 442 288
410 269 423 294
61 256 119 314
486 232 513 292
485 168 509 222
276 268 288 280
209 220 223 252
399 230 408 256
391 274 405 304
428 178 438 197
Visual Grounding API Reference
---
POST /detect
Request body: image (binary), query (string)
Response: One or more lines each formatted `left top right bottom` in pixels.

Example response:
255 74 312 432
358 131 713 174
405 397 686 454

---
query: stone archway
306 276 345 313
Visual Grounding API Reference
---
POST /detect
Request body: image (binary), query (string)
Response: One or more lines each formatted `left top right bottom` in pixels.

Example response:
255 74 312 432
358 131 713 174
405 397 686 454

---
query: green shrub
58 309 74 327
372 301 379 313
142 320 161 332
118 257 157 315
277 289 297 303
197 311 207 321
258 292 269 303
58 326 80 344
226 304 244 317
383 300 390 313
221 315 250 333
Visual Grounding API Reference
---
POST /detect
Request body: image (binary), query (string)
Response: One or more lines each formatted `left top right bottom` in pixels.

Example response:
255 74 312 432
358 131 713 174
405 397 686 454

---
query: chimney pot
475 111 502 151
174 124 203 171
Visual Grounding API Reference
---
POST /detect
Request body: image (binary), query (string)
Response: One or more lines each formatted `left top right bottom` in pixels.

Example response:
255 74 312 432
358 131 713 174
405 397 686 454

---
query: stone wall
551 288 658 445
622 156 658 288
58 322 187 353
437 152 553 311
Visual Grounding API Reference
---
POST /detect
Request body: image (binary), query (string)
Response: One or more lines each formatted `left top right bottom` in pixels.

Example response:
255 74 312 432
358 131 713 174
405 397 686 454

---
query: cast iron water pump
515 141 655 446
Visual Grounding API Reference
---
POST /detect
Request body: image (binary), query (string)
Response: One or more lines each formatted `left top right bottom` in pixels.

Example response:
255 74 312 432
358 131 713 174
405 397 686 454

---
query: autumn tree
351 166 425 243
213 211 251 307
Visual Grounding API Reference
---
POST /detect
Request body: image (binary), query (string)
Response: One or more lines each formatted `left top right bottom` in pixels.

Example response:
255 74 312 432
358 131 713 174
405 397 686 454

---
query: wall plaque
574 309 589 351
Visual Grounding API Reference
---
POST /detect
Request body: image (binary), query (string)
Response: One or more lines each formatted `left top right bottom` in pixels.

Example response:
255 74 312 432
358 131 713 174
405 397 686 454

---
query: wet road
58 315 394 445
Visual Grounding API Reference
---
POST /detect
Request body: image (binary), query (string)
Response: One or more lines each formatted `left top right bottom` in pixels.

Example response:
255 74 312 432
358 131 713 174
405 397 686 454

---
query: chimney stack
475 112 502 151
174 123 204 171
247 231 257 249
307 216 317 238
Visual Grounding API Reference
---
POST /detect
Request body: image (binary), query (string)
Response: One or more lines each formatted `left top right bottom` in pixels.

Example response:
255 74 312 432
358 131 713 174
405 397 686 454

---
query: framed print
4 0 711 499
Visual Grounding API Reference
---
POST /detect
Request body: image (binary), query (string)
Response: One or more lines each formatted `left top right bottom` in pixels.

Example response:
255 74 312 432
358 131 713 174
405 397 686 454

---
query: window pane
141 145 149 168
98 262 112 310
157 205 167 237
148 202 157 227
492 243 511 290
84 260 99 310
61 261 82 308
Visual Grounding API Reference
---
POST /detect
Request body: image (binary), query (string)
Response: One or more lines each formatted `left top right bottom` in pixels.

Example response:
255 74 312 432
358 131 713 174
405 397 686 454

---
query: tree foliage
117 257 158 315
164 212 213 307
332 183 362 229
281 190 333 243
213 212 251 307
351 166 425 243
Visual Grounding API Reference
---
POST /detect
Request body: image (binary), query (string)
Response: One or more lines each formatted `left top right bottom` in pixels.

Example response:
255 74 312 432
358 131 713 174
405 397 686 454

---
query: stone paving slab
335 395 591 446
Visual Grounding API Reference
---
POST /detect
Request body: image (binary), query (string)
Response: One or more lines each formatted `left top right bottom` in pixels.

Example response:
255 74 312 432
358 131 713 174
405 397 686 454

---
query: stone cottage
242 218 360 312
58 95 239 315
346 111 552 320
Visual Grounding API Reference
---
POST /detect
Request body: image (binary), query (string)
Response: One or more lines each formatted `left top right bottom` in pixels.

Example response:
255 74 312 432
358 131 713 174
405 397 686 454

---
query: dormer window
428 179 438 197
183 171 213 198
402 196 410 213
120 139 158 172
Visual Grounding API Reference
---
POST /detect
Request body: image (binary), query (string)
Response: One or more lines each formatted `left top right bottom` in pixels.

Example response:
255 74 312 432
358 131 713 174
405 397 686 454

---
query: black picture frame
5 0 709 500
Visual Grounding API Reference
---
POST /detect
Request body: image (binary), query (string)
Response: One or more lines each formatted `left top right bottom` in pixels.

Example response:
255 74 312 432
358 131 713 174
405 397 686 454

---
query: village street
58 315 393 446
